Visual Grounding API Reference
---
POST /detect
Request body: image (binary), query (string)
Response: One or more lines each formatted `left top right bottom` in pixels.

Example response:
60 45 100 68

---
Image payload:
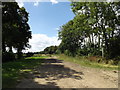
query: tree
13 7 32 58
43 46 58 54
2 2 32 60
58 2 120 59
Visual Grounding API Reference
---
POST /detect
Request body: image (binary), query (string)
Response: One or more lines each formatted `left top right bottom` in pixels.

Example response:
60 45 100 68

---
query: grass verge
56 54 118 70
2 56 48 88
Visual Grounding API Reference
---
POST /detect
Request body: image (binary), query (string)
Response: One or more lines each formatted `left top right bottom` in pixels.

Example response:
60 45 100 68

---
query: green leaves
2 2 32 59
58 2 120 59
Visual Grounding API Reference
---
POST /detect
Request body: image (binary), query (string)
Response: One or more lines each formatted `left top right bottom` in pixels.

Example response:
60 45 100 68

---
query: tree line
23 46 58 57
2 2 32 62
58 2 120 60
37 46 58 54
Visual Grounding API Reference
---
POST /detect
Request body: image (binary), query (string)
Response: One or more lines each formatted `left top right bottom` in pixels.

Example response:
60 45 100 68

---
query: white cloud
16 0 24 8
33 0 40 6
55 27 59 31
16 0 58 7
25 34 61 52
50 0 58 4
34 2 39 6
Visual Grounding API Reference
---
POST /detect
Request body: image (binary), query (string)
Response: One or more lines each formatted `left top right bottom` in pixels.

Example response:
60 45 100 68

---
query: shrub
26 52 34 57
64 50 73 56
2 52 16 62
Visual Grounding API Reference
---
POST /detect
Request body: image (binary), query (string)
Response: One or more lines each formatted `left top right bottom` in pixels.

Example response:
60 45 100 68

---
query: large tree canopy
2 2 32 61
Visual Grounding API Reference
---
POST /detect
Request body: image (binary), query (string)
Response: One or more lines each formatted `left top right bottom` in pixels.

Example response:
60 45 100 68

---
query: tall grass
56 54 118 70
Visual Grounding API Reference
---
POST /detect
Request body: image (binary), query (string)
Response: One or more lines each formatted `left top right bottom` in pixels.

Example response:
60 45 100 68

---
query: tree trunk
103 30 109 58
2 39 6 52
101 31 105 58
17 48 22 59
9 46 13 53
98 34 100 47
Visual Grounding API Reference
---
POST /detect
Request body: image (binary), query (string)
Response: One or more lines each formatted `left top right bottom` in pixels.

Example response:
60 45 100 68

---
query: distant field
55 54 118 70
2 56 48 88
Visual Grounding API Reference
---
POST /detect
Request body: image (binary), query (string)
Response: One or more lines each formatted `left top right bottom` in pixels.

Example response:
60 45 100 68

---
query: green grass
56 54 118 70
2 56 48 88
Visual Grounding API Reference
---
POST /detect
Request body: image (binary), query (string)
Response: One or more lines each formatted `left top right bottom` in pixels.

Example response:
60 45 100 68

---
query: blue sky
24 2 75 37
18 2 75 52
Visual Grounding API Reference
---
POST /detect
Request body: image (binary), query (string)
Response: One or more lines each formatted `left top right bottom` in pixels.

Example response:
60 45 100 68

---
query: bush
76 48 89 56
3 52 16 62
26 52 34 57
113 56 120 65
64 50 73 56
56 49 61 54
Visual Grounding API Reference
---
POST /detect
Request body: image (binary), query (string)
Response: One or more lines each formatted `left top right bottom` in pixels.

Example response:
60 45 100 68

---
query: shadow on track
33 58 84 81
17 58 84 88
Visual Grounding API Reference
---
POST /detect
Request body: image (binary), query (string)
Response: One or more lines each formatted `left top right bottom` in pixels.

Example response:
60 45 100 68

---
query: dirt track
16 57 118 88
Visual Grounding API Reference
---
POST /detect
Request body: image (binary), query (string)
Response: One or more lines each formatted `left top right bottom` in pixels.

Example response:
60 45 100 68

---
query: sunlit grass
2 56 48 88
56 54 118 70
25 56 48 59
